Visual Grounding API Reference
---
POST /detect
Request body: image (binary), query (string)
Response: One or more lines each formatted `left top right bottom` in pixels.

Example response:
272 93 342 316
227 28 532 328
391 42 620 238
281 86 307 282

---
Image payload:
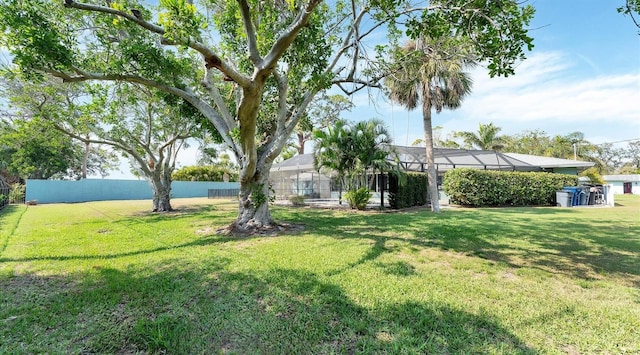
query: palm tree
456 122 505 150
313 119 357 204
352 119 394 189
314 118 394 204
386 37 475 212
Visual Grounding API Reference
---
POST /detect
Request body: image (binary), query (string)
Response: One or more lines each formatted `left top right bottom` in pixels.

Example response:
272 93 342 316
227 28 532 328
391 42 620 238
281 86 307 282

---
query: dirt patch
129 204 215 218
502 270 519 280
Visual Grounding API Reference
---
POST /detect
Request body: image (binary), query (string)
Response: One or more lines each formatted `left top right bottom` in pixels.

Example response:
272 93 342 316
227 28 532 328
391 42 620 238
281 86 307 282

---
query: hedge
172 165 238 182
388 172 428 209
443 168 578 207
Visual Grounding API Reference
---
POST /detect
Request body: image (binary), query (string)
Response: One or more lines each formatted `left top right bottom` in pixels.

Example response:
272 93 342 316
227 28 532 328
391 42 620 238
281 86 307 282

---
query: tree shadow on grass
0 261 536 354
0 235 234 263
120 204 237 229
294 207 640 287
0 202 239 263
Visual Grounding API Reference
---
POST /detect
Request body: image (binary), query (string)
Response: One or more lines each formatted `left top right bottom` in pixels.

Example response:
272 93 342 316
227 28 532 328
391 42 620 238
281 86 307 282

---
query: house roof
271 153 315 172
602 174 640 182
502 153 595 169
393 146 538 172
271 147 596 174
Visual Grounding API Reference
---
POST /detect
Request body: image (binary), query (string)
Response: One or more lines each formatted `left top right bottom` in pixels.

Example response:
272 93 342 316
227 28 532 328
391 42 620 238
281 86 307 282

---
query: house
270 146 595 200
602 174 640 194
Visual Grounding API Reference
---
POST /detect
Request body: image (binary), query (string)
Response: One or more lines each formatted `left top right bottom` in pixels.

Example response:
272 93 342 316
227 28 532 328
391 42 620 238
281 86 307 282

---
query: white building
602 175 640 195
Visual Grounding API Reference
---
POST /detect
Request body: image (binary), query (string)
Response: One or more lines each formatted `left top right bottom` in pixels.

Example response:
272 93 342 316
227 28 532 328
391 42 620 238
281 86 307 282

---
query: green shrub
388 172 428 209
344 187 372 210
8 183 25 204
172 165 238 182
289 195 306 206
443 169 578 207
579 167 605 184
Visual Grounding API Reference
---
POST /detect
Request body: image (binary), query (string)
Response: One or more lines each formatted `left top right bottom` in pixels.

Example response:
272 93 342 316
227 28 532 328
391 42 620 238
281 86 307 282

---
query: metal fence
0 186 9 210
208 188 239 199
0 185 25 211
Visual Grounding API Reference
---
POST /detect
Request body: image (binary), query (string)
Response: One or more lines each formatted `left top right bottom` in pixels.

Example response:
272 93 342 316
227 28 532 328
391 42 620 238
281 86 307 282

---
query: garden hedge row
172 166 238 182
443 168 578 207
388 172 428 209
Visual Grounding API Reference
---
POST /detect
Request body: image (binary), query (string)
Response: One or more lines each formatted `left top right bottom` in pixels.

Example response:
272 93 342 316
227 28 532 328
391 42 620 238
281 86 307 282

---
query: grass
0 195 639 354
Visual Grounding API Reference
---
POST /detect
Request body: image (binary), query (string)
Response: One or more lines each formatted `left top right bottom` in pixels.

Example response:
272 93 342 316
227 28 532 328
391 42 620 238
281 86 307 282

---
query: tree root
216 221 304 237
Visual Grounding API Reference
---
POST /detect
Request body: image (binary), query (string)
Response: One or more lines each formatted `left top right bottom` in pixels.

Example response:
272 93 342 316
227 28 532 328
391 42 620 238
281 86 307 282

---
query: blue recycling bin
562 187 585 206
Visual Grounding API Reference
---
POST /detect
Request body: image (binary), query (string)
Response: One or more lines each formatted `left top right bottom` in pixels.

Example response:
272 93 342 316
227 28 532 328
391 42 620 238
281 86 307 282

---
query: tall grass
1 196 638 353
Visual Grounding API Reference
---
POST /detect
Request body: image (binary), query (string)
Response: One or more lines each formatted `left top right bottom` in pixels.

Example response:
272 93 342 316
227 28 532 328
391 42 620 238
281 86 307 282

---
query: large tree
0 115 116 180
0 0 534 232
0 118 81 179
592 143 626 175
4 75 208 211
622 140 640 173
619 0 640 31
502 130 598 162
385 37 475 213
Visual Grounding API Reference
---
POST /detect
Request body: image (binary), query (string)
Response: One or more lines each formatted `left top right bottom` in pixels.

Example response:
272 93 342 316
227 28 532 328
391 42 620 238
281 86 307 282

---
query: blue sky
343 0 640 148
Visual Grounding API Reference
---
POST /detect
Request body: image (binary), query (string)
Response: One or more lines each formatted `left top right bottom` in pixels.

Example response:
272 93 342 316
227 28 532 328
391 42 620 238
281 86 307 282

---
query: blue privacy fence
26 179 240 204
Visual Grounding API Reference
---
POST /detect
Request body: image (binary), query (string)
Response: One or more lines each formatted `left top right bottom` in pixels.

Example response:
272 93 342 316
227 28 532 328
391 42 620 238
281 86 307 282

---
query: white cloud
459 51 640 125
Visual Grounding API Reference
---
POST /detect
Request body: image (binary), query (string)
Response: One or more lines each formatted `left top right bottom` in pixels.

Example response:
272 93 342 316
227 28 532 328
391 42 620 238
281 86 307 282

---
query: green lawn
1 195 638 354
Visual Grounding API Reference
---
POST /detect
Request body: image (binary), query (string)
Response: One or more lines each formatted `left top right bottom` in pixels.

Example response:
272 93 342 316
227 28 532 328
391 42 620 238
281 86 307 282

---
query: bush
344 187 372 210
8 183 25 204
579 167 605 184
289 195 306 206
172 165 238 182
443 169 578 207
388 172 428 209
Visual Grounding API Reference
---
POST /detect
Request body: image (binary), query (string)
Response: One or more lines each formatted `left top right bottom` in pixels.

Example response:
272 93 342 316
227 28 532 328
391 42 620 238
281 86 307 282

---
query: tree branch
43 67 238 151
63 0 250 87
260 0 323 72
238 0 262 64
202 69 235 133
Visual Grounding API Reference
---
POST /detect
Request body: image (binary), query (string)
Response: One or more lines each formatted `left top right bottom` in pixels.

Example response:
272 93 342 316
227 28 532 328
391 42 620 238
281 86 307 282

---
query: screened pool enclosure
269 145 539 200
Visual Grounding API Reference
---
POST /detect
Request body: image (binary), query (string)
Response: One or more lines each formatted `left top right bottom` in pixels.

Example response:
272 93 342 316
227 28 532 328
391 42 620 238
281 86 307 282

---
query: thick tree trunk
149 173 173 212
232 163 275 233
422 90 441 213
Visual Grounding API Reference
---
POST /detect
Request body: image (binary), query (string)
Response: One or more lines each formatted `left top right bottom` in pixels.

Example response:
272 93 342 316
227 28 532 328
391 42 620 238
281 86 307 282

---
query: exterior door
623 182 632 194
